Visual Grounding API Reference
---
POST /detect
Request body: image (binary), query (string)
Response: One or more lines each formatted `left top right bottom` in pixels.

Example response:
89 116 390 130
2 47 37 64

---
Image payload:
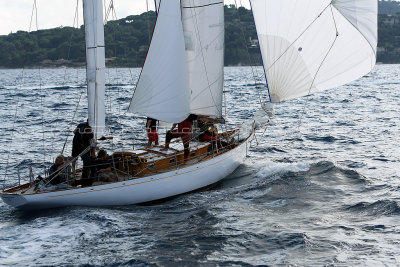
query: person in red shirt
146 117 159 148
163 114 198 162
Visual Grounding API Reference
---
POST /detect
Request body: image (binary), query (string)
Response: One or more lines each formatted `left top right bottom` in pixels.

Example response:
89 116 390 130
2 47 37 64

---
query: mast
83 0 106 139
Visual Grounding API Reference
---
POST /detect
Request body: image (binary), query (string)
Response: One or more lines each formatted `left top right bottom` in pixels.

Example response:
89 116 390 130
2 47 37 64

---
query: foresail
250 0 377 103
83 0 106 138
128 0 190 123
182 0 224 118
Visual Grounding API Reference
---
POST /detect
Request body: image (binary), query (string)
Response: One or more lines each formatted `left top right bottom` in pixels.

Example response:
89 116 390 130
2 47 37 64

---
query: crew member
163 114 198 162
72 121 94 185
94 149 117 183
146 117 159 147
49 155 67 185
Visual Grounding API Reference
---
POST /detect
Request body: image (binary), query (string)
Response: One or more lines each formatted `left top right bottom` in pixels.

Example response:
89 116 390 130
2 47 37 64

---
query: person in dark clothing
163 114 198 162
94 149 116 182
72 121 94 185
146 117 159 147
72 121 91 158
49 155 67 185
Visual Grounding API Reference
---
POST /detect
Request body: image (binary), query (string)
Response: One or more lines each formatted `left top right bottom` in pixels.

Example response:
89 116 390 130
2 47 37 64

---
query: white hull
1 136 250 209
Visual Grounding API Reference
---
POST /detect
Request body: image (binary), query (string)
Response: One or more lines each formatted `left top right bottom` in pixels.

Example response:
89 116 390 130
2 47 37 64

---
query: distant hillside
378 1 400 63
0 5 260 68
379 0 400 14
0 2 399 68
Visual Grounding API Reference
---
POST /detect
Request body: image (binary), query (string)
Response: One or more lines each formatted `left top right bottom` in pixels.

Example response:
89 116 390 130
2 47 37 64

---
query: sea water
0 65 399 266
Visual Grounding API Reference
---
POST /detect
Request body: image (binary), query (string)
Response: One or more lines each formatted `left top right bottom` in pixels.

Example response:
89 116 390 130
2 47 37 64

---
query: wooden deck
3 138 237 195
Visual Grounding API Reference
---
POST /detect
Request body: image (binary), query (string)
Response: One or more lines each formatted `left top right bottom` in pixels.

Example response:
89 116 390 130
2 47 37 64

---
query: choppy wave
345 200 400 216
255 161 310 178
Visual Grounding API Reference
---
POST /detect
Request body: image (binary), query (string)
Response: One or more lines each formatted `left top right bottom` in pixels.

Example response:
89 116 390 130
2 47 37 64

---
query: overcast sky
0 0 250 35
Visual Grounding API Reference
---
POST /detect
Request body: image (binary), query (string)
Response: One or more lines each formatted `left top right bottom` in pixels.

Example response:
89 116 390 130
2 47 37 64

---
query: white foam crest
254 160 310 178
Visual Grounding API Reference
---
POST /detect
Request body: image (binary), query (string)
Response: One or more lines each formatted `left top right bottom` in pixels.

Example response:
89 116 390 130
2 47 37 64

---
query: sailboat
0 0 377 209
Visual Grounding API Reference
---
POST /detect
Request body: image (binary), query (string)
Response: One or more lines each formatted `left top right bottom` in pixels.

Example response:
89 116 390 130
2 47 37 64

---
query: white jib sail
128 0 190 123
83 0 106 138
182 0 224 118
250 0 377 103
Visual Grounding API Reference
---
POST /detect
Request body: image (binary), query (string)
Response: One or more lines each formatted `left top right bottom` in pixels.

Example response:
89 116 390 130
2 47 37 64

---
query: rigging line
28 0 36 32
28 0 47 166
223 1 264 118
298 4 339 130
105 55 112 119
222 88 228 134
62 1 80 86
57 0 80 157
61 85 84 154
233 0 264 107
106 1 124 129
248 0 271 103
2 83 23 189
61 1 81 156
188 0 221 115
128 0 162 111
114 67 122 128
35 3 46 167
65 0 79 70
31 0 47 168
35 1 39 30
154 0 159 14
265 3 331 75
105 0 115 23
4 1 40 187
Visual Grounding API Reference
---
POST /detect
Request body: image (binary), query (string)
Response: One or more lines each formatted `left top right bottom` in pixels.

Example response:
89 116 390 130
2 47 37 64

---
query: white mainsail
83 0 106 138
128 0 190 123
182 0 225 118
250 0 377 102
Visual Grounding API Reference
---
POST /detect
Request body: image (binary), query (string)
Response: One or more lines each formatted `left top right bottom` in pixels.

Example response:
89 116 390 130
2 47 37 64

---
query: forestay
83 0 106 138
128 0 190 123
154 0 160 12
182 0 225 118
250 0 377 102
